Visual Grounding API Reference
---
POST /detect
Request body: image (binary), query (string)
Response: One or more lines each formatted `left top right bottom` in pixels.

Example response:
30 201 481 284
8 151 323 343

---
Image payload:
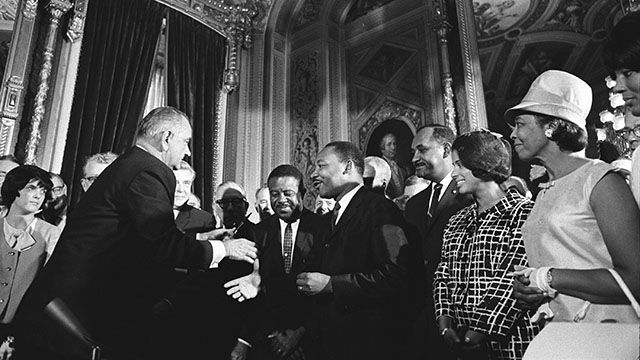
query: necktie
427 183 443 220
283 223 293 274
330 202 341 231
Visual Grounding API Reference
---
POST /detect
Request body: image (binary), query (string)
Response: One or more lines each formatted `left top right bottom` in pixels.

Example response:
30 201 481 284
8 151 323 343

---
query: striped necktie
283 223 293 274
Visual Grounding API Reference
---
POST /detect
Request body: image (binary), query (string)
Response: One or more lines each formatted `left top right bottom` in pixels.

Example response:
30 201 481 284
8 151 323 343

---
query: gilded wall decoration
360 44 413 84
346 0 396 22
472 0 530 39
293 0 321 31
291 51 319 211
0 0 17 21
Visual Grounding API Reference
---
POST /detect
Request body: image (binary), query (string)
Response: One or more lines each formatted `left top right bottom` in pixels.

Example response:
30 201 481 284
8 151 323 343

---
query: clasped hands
296 272 331 295
509 265 553 310
438 317 486 353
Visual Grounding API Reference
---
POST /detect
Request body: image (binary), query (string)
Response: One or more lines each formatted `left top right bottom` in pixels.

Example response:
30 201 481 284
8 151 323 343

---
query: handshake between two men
197 227 262 303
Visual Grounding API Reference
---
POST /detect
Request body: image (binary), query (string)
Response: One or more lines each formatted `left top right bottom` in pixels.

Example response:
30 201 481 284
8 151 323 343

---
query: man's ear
442 143 451 158
343 159 352 175
160 130 172 151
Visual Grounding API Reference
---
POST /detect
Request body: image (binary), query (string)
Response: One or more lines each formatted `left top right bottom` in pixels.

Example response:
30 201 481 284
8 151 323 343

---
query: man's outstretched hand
224 259 261 302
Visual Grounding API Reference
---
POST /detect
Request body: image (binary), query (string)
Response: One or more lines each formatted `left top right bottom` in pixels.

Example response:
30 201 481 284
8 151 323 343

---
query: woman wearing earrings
508 70 640 358
434 131 539 360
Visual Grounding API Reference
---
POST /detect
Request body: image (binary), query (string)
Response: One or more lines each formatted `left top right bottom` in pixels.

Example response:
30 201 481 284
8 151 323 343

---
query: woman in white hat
507 70 639 347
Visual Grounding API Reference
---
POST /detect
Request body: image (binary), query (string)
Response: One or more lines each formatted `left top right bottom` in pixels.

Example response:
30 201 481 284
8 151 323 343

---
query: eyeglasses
215 198 245 207
617 125 640 138
52 185 66 195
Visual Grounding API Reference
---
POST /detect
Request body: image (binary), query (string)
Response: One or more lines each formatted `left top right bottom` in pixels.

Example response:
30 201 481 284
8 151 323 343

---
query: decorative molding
66 0 87 41
0 0 18 21
454 0 488 133
22 0 37 20
0 76 21 155
358 100 420 150
25 0 72 165
291 51 319 210
431 0 456 135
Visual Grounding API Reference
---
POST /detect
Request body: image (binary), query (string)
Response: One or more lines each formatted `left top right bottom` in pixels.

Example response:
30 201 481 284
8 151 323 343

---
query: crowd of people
0 10 637 360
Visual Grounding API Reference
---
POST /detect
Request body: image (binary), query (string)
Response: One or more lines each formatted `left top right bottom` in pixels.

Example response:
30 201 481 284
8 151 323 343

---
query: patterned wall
290 51 320 210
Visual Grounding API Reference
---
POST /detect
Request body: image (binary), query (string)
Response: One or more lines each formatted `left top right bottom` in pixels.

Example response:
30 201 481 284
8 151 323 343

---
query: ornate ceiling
474 0 623 133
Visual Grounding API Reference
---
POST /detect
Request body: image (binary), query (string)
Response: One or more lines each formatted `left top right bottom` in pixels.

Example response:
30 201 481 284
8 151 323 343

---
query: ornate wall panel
290 50 319 210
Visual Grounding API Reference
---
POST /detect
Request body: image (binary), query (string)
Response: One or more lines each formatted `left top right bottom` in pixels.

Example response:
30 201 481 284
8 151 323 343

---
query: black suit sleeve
127 168 212 269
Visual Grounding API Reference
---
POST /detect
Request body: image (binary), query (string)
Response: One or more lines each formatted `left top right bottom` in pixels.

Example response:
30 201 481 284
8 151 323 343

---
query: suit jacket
165 219 263 360
175 203 216 234
14 147 214 358
309 188 412 360
403 180 472 359
404 180 473 283
256 210 321 334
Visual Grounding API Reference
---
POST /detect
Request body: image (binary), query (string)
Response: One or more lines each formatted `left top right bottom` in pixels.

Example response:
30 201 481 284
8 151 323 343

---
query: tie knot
434 183 443 191
332 202 341 214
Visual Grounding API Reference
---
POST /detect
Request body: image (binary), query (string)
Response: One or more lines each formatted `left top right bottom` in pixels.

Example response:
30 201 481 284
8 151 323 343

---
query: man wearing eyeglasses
79 152 119 192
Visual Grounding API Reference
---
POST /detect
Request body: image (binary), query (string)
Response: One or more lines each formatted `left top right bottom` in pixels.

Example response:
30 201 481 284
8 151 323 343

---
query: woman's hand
438 316 461 348
513 275 546 309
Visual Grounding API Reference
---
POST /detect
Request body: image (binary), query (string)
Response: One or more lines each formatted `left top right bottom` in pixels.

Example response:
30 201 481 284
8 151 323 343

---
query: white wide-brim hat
505 70 592 132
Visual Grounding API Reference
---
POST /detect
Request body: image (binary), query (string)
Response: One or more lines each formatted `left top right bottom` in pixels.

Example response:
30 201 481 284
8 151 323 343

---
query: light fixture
619 0 640 14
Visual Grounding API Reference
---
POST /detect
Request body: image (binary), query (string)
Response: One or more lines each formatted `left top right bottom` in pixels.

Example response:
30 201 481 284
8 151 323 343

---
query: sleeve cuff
238 338 252 348
208 240 226 268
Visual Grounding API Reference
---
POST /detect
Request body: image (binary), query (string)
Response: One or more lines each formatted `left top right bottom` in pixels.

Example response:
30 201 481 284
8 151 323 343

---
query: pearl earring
545 129 553 138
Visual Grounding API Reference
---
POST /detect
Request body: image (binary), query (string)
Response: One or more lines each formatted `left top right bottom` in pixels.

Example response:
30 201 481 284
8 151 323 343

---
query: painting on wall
0 0 16 82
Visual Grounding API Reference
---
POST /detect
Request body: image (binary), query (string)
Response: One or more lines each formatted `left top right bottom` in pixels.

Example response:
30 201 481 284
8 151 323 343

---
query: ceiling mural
475 0 623 134
473 0 531 39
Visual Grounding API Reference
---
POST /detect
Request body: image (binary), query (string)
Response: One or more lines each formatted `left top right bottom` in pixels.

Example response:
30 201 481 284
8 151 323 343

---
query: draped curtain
61 0 165 206
166 11 226 213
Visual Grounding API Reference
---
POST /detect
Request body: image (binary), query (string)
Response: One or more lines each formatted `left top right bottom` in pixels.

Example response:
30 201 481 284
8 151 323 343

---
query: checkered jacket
434 189 539 360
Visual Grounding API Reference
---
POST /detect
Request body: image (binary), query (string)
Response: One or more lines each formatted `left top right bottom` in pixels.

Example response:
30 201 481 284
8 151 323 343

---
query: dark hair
602 11 640 73
416 124 455 146
267 164 306 196
325 141 365 175
535 114 587 152
0 154 21 165
452 131 512 183
0 165 53 209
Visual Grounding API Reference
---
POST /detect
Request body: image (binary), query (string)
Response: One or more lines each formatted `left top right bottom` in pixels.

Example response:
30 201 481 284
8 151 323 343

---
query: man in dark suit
404 124 473 359
14 107 258 359
250 164 321 360
296 141 412 360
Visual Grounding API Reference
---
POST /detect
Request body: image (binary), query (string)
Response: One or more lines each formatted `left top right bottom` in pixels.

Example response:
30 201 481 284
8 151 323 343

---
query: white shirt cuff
238 338 252 347
208 240 226 268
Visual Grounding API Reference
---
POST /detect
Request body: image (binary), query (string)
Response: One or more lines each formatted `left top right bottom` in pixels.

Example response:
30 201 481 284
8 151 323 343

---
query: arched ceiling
474 0 623 132
267 0 623 132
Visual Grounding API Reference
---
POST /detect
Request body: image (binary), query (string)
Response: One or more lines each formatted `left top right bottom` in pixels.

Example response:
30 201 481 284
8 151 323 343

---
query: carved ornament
67 0 87 41
22 0 37 19
358 100 421 150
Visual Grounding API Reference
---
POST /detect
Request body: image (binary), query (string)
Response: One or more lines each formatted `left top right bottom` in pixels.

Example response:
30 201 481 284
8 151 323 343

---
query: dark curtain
61 0 165 206
166 11 226 213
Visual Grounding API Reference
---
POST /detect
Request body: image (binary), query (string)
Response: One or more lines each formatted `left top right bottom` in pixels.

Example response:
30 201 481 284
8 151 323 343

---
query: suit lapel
328 187 366 240
430 181 459 226
292 211 313 271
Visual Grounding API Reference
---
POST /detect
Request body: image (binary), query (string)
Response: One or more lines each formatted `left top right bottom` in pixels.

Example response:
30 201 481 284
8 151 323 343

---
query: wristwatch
440 328 449 336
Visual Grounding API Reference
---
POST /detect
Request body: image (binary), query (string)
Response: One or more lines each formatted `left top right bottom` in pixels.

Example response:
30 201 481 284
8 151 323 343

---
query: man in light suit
297 141 413 360
404 124 473 359
252 164 321 360
14 107 258 360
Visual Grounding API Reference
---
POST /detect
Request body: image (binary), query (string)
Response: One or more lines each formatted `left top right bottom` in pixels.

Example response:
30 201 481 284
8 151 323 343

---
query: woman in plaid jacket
434 131 539 360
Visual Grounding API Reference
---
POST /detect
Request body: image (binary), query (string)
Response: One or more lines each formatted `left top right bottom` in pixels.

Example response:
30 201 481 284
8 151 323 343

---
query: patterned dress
434 189 539 360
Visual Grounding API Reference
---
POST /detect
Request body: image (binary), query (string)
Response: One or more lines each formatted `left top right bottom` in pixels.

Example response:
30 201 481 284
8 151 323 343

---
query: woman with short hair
434 130 539 360
0 165 61 356
508 70 640 328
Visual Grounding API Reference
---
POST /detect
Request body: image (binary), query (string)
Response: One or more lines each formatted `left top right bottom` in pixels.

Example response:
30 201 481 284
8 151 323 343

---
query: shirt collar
436 171 453 199
336 184 363 216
